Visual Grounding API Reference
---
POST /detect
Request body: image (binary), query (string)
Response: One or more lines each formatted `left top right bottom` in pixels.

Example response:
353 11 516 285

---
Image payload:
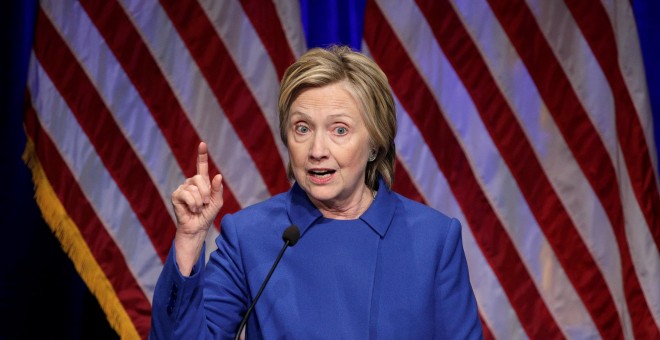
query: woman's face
287 82 372 212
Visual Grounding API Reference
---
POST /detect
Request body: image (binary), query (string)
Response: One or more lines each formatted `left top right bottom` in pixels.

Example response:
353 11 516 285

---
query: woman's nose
309 132 328 160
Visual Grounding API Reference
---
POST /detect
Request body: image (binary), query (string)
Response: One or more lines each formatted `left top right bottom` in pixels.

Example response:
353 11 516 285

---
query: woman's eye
335 127 348 135
295 125 309 134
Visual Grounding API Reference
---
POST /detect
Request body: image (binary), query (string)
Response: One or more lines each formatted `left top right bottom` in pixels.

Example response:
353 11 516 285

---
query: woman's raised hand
172 142 223 275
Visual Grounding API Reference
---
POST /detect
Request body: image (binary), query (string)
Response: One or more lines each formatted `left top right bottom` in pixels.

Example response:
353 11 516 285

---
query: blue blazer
150 179 483 339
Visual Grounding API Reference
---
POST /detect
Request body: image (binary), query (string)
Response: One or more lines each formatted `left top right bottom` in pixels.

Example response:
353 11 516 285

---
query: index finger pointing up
197 142 209 180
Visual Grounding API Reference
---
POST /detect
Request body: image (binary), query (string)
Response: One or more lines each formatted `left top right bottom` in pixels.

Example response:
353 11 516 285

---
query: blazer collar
285 178 397 238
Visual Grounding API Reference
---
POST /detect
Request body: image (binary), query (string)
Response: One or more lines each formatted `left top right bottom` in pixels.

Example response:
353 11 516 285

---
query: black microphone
234 225 300 340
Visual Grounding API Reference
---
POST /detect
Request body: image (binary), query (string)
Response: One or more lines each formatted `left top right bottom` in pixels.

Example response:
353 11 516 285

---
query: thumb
210 174 223 204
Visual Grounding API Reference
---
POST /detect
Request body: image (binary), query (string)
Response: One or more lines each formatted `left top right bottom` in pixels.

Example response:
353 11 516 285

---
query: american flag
23 0 659 338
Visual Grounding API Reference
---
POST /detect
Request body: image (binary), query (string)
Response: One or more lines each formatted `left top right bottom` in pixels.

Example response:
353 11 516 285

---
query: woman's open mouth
307 169 336 183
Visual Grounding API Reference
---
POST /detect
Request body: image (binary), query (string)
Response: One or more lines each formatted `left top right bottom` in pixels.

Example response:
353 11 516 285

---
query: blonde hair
278 46 397 190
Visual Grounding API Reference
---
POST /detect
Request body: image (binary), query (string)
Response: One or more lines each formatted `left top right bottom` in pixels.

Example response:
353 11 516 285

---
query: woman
150 46 482 339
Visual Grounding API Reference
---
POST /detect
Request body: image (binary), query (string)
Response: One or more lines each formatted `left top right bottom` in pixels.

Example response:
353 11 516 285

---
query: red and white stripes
24 0 659 339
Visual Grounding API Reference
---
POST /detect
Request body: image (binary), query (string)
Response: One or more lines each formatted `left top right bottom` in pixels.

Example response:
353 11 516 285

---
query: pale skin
172 81 374 276
171 142 224 276
287 81 374 219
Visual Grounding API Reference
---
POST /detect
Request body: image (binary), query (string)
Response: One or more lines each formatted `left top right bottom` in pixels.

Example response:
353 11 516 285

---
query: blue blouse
150 179 483 339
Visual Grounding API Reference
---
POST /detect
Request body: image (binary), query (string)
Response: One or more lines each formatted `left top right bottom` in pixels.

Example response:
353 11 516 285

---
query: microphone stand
234 225 299 340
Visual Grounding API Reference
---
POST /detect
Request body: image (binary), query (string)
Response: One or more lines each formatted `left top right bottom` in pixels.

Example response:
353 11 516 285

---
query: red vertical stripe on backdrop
24 101 152 338
564 1 660 336
33 8 174 262
393 158 426 204
479 313 495 340
159 0 290 196
565 0 660 252
487 0 656 337
416 1 624 338
78 0 241 218
364 2 563 338
239 0 297 79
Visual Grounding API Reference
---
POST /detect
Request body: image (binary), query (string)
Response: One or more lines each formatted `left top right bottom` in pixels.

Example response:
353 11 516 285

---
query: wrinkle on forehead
290 83 363 125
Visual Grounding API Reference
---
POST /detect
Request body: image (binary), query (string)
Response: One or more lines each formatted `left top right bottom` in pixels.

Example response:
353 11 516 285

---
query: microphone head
282 225 300 246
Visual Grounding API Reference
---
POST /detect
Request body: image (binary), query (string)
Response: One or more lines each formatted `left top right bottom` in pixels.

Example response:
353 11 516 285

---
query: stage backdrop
21 0 659 338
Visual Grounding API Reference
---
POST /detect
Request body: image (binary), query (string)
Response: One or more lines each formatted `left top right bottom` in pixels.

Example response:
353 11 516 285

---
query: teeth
309 170 333 176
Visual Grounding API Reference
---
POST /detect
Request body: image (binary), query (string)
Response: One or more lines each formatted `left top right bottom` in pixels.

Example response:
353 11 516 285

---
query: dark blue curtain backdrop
1 1 658 337
633 0 660 166
1 1 117 338
300 0 366 50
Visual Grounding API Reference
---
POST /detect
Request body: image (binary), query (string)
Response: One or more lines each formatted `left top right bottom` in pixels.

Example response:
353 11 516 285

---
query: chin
305 185 340 203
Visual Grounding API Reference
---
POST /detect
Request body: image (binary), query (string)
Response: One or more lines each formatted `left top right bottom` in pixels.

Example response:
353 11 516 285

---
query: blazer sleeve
434 218 483 339
149 214 248 339
149 241 211 339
